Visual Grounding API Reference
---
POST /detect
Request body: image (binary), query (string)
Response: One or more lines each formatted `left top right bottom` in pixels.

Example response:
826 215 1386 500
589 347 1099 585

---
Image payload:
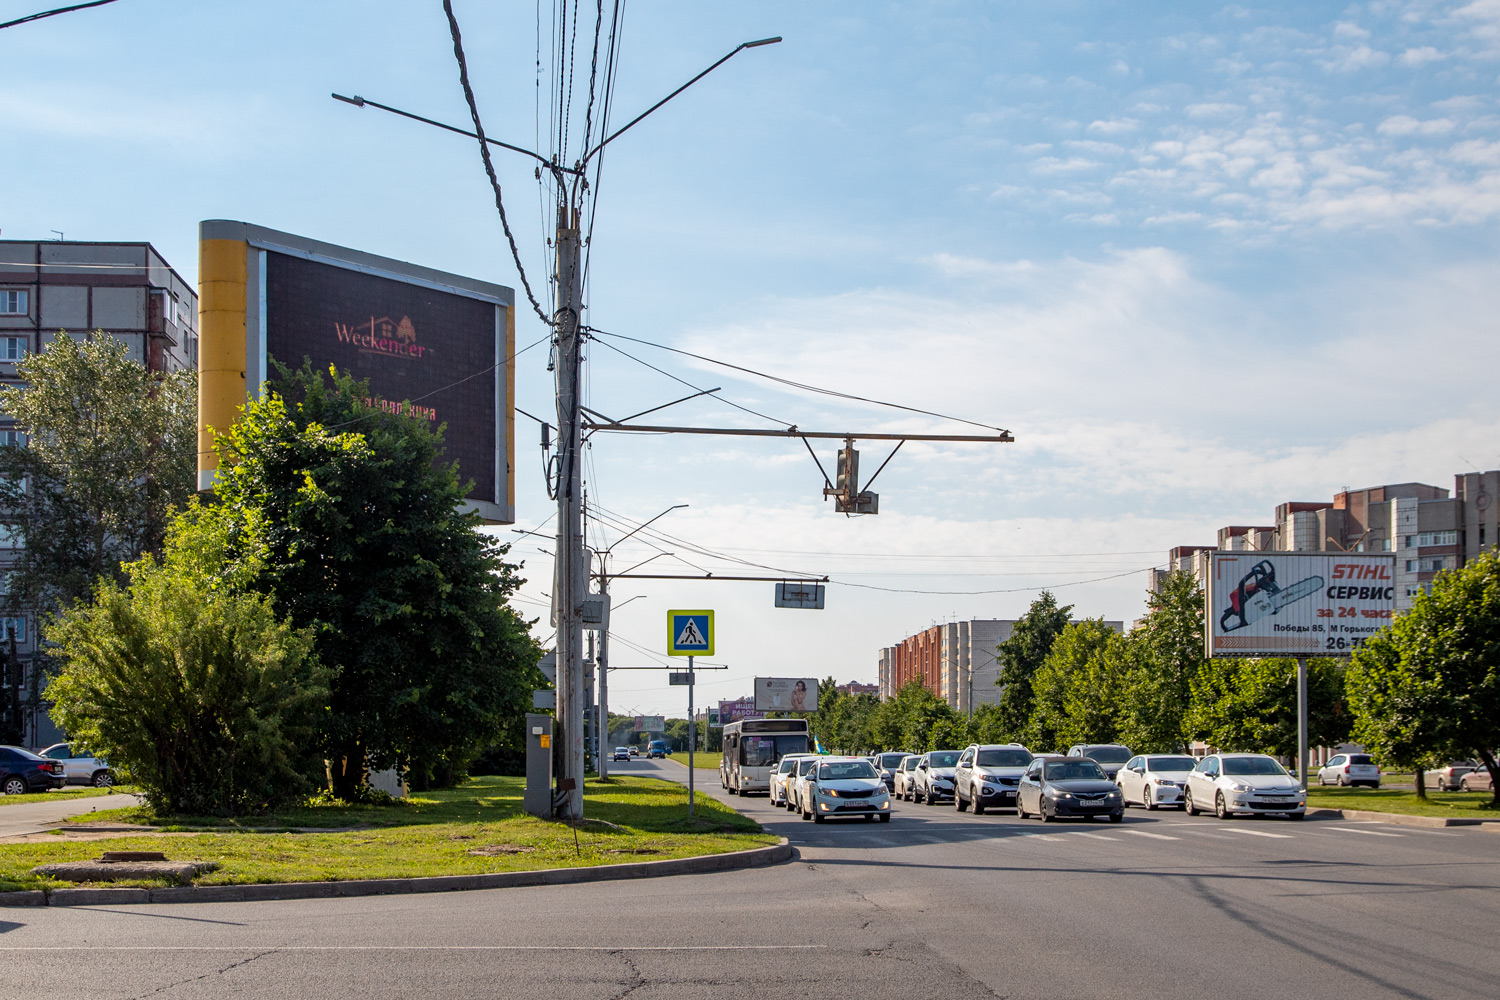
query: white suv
38 743 115 787
954 744 1034 814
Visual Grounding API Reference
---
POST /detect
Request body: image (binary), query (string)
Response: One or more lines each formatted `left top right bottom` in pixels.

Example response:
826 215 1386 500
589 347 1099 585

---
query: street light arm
330 93 582 177
580 36 781 165
602 504 689 557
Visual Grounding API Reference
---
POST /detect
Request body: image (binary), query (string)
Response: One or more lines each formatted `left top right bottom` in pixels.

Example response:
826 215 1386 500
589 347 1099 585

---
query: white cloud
1322 45 1392 71
1088 118 1140 134
1032 156 1102 174
1186 102 1246 118
1398 46 1448 66
1378 114 1456 135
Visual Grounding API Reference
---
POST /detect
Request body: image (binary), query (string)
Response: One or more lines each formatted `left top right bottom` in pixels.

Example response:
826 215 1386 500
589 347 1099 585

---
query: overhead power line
442 0 552 326
0 0 119 31
587 326 1009 435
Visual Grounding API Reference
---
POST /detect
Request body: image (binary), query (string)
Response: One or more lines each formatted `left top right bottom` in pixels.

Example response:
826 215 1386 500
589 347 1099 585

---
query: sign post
668 610 714 819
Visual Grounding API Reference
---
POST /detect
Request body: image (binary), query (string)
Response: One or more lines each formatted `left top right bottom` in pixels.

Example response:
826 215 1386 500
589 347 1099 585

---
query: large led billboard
1205 552 1396 659
198 221 514 523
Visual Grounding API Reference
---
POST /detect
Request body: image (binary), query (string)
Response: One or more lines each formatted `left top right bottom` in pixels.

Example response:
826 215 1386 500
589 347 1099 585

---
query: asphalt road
2 758 1497 999
0 792 143 838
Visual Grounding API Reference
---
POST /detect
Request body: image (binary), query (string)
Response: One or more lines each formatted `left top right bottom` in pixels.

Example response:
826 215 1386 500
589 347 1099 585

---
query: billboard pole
555 202 585 821
1297 657 1309 790
687 654 696 818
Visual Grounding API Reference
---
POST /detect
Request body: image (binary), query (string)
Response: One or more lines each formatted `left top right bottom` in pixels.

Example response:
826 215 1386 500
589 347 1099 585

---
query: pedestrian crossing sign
667 609 714 656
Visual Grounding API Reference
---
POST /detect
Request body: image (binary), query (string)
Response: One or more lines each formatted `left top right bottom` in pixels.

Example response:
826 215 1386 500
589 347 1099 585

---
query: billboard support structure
1206 552 1396 790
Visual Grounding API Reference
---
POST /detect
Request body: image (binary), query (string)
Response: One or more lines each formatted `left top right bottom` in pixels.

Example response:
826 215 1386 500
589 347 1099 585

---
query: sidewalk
0 793 142 838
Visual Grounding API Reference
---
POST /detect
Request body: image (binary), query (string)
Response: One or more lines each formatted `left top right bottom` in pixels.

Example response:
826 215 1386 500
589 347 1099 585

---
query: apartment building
0 239 197 746
880 617 1123 713
1157 472 1497 611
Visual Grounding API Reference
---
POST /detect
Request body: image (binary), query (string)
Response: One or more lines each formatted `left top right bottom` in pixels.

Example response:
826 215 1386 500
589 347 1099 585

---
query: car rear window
1084 746 1132 764
1348 755 1374 765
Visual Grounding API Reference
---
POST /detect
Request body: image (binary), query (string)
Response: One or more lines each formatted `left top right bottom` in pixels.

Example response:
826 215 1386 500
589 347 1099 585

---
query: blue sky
5 1 1499 715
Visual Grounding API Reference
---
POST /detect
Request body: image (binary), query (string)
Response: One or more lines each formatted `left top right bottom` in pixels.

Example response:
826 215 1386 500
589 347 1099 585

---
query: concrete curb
0 837 791 908
1307 807 1500 828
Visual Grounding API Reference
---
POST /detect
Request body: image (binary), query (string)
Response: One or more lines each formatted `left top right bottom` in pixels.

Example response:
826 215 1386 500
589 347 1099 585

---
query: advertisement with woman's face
754 677 820 712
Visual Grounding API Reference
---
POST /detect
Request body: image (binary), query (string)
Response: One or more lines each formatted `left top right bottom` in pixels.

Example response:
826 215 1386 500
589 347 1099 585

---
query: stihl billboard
1206 552 1396 659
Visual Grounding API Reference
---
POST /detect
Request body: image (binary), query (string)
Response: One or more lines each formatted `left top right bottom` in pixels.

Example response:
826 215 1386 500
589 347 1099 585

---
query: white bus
720 718 811 795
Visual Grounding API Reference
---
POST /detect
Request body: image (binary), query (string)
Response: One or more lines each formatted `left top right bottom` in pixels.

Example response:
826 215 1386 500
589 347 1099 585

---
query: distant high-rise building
0 239 197 747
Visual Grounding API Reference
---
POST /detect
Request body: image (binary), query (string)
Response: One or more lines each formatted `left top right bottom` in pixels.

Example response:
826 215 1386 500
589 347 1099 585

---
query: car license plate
1263 796 1295 802
844 799 868 808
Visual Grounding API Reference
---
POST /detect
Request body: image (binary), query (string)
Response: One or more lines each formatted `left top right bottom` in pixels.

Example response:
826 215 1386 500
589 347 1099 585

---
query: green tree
1348 551 1500 802
46 505 327 815
868 681 957 752
1058 629 1134 748
0 334 195 615
1025 618 1119 752
213 363 542 798
994 591 1073 736
1119 572 1208 752
1185 657 1349 759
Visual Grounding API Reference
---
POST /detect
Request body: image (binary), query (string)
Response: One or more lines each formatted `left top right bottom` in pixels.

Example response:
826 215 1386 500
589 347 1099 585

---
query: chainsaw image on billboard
1206 552 1395 659
1218 560 1323 633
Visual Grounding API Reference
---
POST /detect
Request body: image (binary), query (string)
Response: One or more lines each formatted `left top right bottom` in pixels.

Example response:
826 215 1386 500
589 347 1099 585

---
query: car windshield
1083 746 1131 764
1147 756 1197 772
928 752 961 767
976 749 1032 767
778 758 799 773
740 735 811 768
1045 760 1107 781
1222 757 1289 776
819 761 878 780
878 753 907 768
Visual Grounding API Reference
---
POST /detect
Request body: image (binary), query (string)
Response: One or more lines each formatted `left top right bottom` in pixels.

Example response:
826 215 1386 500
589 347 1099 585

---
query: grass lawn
0 775 773 893
663 753 722 770
0 786 136 808
1307 785 1500 819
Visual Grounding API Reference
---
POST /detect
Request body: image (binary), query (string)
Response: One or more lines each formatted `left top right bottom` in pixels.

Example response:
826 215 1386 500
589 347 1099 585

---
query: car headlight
1107 789 1122 798
1229 783 1251 793
823 788 840 797
1051 790 1072 799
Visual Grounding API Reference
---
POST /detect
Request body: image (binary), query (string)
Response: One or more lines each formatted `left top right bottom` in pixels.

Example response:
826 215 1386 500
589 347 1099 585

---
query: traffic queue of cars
768 743 1319 824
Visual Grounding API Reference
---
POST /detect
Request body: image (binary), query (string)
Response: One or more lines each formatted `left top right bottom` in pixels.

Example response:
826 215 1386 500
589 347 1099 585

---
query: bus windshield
740 735 811 768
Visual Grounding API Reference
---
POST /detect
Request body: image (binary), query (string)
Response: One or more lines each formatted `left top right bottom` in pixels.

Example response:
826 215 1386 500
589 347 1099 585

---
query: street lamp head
743 36 782 48
331 93 366 107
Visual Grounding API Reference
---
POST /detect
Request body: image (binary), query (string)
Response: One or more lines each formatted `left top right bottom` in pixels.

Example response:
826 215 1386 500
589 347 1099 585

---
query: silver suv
954 744 1034 814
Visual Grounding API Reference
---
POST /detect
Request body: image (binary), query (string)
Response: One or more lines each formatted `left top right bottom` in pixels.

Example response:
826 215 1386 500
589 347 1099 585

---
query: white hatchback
1316 753 1381 788
1184 753 1306 820
1117 754 1197 809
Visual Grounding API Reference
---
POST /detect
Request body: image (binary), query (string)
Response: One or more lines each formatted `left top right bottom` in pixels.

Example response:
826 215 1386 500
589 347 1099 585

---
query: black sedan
0 745 66 796
1017 756 1124 823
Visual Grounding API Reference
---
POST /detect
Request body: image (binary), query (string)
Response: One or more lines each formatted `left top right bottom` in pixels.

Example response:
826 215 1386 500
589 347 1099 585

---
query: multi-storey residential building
835 681 879 697
0 239 197 747
1159 473 1496 611
880 618 1123 712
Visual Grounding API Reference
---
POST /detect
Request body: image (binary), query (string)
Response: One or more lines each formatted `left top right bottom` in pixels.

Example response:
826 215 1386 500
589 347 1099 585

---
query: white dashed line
1338 827 1403 838
1067 832 1119 841
1220 828 1292 839
1120 829 1180 840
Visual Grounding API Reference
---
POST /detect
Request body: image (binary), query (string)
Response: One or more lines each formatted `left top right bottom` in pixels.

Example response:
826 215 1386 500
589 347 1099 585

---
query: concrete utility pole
554 203 585 821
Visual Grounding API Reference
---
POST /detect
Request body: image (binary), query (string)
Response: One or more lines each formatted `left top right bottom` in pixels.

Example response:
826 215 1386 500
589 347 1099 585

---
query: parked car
0 745 66 795
647 740 668 759
1066 743 1133 780
612 747 631 762
787 755 822 813
1431 761 1478 791
800 757 891 823
913 750 961 804
892 755 922 801
37 743 115 787
771 753 818 807
873 752 911 792
1316 753 1381 788
1017 756 1124 822
955 744 1034 814
1460 767 1495 793
1117 754 1197 810
1184 753 1305 820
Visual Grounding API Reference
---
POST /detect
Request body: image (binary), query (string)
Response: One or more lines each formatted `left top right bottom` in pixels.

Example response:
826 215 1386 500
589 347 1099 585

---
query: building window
0 430 25 449
1481 525 1487 546
1408 531 1458 548
0 336 28 361
0 290 27 315
1406 560 1418 572
0 617 24 643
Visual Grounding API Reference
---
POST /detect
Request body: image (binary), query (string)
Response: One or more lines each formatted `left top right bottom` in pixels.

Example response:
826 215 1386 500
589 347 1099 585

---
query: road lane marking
1120 829 1179 840
1221 828 1292 839
0 945 831 953
1067 832 1118 841
1338 828 1403 838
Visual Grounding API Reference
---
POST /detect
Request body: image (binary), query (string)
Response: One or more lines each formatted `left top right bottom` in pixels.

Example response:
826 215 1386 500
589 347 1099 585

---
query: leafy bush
46 506 328 816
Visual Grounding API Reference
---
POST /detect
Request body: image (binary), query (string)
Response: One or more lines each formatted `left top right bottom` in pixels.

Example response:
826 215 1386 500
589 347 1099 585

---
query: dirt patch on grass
466 844 536 857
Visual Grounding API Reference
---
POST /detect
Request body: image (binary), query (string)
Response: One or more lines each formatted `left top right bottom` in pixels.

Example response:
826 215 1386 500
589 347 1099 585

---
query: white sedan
1184 753 1306 820
801 757 892 823
1117 754 1197 810
771 753 817 807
